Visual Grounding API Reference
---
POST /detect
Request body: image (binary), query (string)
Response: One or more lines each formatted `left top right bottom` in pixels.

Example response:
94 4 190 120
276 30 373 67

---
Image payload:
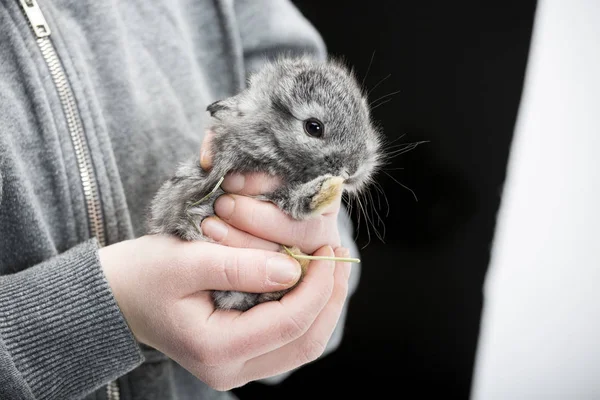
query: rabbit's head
208 56 383 218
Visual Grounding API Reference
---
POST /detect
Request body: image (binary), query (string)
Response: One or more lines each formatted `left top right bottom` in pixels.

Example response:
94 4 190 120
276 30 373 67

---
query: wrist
98 239 144 343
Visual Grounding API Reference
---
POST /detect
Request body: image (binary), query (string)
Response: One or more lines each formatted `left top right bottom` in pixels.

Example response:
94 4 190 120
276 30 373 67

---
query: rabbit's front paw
271 175 344 220
180 202 214 240
308 176 345 215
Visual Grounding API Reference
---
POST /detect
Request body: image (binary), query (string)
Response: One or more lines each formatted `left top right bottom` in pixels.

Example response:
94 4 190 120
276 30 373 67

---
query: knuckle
202 371 234 392
299 337 327 364
202 367 246 392
188 336 231 368
207 380 232 392
176 241 203 270
201 353 224 368
211 383 233 392
247 200 263 229
292 220 311 250
221 254 241 289
316 277 335 303
280 313 311 342
191 345 224 368
300 218 328 252
239 232 256 249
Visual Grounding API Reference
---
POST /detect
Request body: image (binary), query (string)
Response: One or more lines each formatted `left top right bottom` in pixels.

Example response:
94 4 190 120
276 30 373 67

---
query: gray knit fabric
0 1 360 399
0 239 141 399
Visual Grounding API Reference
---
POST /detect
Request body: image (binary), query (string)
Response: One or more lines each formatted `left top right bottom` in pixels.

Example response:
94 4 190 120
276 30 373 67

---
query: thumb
189 242 302 293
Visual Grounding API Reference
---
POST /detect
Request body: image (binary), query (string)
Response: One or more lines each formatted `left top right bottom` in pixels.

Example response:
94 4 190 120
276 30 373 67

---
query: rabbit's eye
303 118 324 138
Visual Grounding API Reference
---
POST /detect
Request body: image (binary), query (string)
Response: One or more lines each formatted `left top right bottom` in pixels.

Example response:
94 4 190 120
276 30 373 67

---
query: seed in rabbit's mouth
310 176 344 214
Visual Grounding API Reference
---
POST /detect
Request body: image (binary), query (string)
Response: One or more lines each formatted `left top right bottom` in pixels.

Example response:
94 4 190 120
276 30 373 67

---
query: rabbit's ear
206 94 243 117
206 100 227 116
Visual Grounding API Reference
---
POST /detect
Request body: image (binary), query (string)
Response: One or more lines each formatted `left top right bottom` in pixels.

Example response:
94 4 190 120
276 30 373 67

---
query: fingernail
199 148 210 170
214 195 235 220
199 130 214 170
222 173 245 192
201 218 228 242
267 256 301 285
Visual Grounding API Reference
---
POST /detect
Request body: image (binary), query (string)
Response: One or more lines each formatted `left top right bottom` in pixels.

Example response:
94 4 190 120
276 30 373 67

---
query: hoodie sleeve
0 239 144 400
230 0 362 384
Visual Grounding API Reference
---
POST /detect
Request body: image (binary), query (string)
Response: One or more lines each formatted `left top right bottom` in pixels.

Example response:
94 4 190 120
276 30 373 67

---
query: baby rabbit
147 55 383 311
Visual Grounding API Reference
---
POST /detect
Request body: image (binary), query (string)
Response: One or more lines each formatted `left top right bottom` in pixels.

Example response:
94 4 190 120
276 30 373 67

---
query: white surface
470 0 600 399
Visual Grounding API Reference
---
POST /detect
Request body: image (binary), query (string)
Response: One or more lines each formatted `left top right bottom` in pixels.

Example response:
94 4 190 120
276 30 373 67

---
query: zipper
18 0 116 398
106 380 121 400
18 0 106 247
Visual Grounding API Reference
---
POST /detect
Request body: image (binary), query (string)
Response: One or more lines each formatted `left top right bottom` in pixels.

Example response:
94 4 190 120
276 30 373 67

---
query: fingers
201 246 337 365
222 173 341 216
177 241 301 295
221 172 282 195
199 130 281 195
237 246 351 383
200 130 214 170
214 194 340 254
201 217 281 252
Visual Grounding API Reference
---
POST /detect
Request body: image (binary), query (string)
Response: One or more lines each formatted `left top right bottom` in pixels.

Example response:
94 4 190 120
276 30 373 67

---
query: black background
235 1 537 398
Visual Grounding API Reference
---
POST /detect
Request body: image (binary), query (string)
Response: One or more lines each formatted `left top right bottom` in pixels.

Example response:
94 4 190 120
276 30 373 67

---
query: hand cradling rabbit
147 55 383 311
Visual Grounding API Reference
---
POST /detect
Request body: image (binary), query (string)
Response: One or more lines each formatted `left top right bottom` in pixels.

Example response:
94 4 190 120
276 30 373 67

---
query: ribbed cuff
0 239 144 399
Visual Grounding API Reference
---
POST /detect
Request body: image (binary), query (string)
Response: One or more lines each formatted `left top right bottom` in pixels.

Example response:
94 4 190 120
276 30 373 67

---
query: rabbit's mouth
340 159 379 194
339 170 358 189
342 178 363 195
342 173 366 193
343 176 356 185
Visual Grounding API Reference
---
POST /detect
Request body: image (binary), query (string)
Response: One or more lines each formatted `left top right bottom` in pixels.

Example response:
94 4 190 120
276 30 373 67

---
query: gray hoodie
0 0 361 399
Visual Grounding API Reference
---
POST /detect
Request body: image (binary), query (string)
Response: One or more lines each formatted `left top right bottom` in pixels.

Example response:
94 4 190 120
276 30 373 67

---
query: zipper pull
19 0 51 38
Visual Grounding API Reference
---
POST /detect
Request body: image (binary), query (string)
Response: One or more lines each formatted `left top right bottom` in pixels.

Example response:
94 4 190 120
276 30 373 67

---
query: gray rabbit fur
147 55 383 311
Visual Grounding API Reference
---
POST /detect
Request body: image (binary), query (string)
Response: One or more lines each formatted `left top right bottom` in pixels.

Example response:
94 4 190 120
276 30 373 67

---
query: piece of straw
282 245 361 264
187 176 226 209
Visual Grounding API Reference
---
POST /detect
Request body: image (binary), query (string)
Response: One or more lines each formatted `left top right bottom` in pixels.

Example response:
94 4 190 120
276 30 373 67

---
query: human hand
199 130 342 255
100 235 351 390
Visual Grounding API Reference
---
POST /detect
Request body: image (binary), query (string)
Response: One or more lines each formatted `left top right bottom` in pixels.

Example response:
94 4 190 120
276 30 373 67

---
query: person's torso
0 0 243 270
0 0 245 398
